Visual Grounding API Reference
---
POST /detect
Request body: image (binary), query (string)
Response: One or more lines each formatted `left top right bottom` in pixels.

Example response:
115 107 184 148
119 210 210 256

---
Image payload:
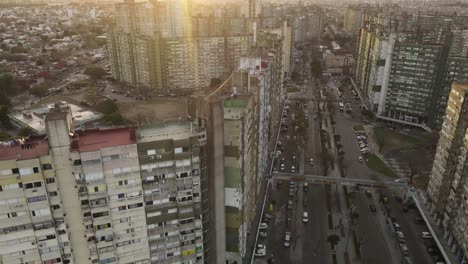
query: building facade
427 82 468 264
354 12 468 130
136 121 206 263
0 106 208 264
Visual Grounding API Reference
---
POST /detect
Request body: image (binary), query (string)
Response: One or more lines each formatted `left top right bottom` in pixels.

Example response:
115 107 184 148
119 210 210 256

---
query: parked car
255 244 266 257
421 232 433 239
396 231 405 242
358 156 364 163
259 223 268 230
370 204 377 212
284 232 291 247
288 200 293 209
259 231 267 238
289 189 294 197
393 223 401 231
399 243 409 256
289 182 295 189
309 158 314 166
394 179 405 183
303 212 309 223
365 190 372 197
291 166 296 173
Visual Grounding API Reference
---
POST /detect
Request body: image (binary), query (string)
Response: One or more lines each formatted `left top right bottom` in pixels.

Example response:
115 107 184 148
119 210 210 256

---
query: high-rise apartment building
107 0 253 92
0 137 73 264
0 105 208 264
427 82 468 264
354 12 468 129
136 121 206 263
343 5 365 35
292 7 323 45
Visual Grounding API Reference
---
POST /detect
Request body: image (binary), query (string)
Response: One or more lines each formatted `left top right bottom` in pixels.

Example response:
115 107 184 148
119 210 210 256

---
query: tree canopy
0 72 16 96
84 66 106 79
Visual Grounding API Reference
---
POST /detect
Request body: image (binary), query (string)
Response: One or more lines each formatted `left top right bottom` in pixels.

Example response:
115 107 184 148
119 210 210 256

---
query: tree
0 73 16 96
0 105 11 128
95 99 118 114
17 127 35 137
84 66 106 79
209 78 222 88
327 234 340 248
103 112 124 125
310 60 322 79
29 85 48 98
0 131 10 140
36 58 46 66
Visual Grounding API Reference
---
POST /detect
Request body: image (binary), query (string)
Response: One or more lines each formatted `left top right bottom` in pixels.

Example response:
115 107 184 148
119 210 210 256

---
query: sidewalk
413 191 458 264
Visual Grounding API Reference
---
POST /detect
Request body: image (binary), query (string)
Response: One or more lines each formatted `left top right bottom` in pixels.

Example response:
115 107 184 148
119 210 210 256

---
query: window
46 178 55 184
12 168 19 174
118 180 128 186
82 159 101 166
174 147 183 154
33 167 39 173
27 195 47 203
49 191 58 197
31 208 50 217
92 211 109 218
118 193 125 199
127 202 143 210
19 168 33 176
42 164 53 170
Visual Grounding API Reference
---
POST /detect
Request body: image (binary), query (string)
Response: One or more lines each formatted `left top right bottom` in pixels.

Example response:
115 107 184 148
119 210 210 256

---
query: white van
302 212 309 223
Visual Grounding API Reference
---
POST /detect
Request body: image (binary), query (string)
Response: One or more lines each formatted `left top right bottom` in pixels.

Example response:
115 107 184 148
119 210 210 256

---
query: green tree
29 85 48 98
95 99 118 114
0 131 10 140
103 112 124 125
0 73 16 96
0 105 11 128
84 66 106 79
310 60 322 79
10 45 27 54
17 127 35 137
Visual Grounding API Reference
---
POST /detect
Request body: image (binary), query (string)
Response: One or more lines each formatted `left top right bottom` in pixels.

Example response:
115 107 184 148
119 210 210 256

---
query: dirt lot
118 97 188 123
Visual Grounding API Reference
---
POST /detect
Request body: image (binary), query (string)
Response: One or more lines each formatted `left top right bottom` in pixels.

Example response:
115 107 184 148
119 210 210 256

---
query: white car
303 212 309 223
255 244 266 257
259 231 267 238
421 232 433 239
309 158 315 166
259 223 268 230
394 179 405 183
358 156 364 162
284 232 291 247
291 166 296 173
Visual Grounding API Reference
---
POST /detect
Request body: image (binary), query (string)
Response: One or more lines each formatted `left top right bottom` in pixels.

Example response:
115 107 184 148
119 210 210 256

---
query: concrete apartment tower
427 82 468 262
45 104 90 263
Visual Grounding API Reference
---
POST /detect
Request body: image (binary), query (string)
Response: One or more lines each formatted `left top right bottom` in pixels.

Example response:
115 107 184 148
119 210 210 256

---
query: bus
338 102 345 112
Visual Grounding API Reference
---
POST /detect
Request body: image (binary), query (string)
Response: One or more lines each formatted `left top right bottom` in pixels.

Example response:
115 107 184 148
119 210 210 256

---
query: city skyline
0 1 466 264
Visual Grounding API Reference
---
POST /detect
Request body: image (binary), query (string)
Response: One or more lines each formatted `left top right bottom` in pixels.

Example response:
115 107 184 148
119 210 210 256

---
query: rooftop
72 127 136 152
9 101 103 134
0 136 49 161
137 119 199 143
